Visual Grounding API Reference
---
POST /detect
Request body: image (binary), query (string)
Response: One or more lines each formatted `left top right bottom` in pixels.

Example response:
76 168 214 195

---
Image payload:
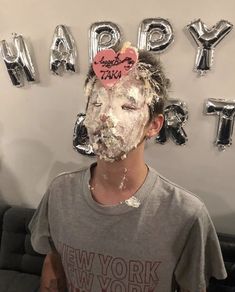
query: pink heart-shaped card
92 47 138 88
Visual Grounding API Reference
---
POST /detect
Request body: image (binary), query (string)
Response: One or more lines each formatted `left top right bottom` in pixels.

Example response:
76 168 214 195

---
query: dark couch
0 204 234 292
208 233 235 292
0 205 45 292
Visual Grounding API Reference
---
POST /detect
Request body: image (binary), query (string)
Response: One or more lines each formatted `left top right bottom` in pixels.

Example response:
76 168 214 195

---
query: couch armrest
0 206 45 276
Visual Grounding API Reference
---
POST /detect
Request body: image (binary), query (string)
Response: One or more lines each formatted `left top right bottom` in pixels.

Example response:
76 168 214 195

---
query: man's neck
89 144 149 205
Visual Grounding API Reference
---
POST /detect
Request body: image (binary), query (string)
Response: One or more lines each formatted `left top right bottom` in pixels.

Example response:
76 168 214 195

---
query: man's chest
50 206 181 292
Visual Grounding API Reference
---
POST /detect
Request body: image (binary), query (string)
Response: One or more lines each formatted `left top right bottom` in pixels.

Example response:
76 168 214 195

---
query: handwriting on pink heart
92 48 138 88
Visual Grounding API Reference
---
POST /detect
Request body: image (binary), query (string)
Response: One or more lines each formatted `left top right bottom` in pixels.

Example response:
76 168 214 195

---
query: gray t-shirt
29 163 227 292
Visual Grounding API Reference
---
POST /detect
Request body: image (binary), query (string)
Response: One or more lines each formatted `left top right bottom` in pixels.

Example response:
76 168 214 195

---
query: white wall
0 0 234 234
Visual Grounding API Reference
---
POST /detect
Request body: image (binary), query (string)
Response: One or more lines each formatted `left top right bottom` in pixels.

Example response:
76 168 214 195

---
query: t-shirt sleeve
174 203 227 292
28 188 54 255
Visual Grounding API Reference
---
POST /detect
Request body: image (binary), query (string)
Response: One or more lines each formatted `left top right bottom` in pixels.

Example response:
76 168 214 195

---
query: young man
29 47 227 292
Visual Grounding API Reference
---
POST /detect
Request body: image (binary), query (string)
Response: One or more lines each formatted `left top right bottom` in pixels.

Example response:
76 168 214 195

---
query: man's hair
84 49 170 122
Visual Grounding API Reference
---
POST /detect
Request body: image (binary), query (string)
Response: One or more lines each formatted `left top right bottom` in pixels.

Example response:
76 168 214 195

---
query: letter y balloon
187 19 233 75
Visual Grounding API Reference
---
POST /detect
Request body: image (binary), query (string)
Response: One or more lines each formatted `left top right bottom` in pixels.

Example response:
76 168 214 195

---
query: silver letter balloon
205 98 235 150
89 22 121 63
156 100 188 145
50 25 77 75
73 113 95 156
0 34 36 87
138 18 174 52
187 19 233 75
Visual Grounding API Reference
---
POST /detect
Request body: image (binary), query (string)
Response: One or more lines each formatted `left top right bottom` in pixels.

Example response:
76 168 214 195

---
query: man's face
84 74 152 162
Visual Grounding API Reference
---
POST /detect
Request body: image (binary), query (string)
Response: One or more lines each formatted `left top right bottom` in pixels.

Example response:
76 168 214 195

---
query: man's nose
100 113 109 122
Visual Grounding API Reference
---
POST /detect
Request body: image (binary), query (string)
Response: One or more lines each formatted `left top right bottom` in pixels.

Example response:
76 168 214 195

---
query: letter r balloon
156 100 188 145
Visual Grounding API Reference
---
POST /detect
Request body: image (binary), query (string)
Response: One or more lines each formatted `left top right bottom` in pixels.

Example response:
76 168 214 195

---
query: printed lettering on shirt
57 242 161 292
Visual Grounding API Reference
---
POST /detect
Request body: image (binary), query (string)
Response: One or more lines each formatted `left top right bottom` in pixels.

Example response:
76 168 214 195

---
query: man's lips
93 130 110 139
92 128 123 142
93 129 101 135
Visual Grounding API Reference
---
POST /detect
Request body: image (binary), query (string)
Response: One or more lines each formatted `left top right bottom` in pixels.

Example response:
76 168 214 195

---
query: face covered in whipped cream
84 72 154 162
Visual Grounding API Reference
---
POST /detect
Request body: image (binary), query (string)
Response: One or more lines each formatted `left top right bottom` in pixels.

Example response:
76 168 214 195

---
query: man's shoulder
159 172 203 203
49 164 91 190
150 167 205 217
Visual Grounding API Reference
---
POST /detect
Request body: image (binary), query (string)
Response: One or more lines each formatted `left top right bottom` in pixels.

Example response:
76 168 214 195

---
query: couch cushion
0 205 10 244
207 233 235 291
0 207 45 275
218 233 235 262
0 269 40 292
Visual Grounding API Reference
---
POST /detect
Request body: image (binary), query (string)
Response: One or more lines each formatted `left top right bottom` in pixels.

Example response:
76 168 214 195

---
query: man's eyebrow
127 95 138 104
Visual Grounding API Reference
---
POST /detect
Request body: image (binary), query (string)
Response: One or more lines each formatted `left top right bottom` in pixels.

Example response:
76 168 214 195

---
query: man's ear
146 114 164 138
